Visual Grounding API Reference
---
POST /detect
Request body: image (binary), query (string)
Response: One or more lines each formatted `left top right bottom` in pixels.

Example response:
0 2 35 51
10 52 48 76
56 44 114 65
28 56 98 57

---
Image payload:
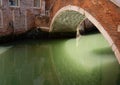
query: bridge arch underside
51 10 86 32
50 6 120 64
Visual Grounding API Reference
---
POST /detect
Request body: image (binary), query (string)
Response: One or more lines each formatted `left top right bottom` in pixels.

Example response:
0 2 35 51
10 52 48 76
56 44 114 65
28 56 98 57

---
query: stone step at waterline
40 27 49 32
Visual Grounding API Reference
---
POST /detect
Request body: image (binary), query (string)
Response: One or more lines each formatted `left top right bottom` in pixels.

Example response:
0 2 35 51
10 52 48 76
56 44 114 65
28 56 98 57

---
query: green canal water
0 33 120 85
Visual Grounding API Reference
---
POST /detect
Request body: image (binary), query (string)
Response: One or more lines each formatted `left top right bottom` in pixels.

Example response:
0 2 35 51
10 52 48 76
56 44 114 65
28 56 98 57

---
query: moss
52 10 85 32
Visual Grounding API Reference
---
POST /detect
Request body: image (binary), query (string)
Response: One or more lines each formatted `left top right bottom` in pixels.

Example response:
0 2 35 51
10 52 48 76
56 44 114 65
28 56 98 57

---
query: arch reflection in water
0 33 119 85
0 44 59 85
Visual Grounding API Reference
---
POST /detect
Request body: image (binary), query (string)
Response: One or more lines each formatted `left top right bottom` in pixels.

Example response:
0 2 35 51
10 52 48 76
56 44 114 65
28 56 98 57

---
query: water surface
0 33 119 85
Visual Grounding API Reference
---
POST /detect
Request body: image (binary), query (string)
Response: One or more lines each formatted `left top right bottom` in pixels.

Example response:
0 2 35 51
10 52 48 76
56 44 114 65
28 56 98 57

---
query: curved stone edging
50 5 120 63
110 0 120 7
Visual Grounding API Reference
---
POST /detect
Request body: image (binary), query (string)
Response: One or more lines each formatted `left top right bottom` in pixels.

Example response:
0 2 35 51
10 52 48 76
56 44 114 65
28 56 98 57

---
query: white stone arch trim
50 5 120 63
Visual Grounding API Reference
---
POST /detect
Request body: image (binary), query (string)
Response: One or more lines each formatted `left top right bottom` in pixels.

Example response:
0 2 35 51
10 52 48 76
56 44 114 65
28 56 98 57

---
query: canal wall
0 0 120 63
0 0 42 36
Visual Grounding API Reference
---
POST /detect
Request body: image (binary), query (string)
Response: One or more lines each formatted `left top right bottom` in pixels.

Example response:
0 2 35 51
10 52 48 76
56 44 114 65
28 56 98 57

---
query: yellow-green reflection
0 33 119 85
64 34 116 69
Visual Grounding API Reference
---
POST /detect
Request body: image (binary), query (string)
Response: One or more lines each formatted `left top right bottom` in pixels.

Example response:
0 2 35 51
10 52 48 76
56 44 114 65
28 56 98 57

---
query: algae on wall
52 10 85 32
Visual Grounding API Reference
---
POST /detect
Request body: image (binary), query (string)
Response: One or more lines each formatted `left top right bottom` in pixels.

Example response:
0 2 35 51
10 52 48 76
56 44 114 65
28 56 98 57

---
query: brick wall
0 0 42 35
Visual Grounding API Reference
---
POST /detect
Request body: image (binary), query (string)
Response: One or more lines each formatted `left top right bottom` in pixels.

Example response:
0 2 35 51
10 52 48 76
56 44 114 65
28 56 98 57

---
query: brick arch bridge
39 0 120 63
